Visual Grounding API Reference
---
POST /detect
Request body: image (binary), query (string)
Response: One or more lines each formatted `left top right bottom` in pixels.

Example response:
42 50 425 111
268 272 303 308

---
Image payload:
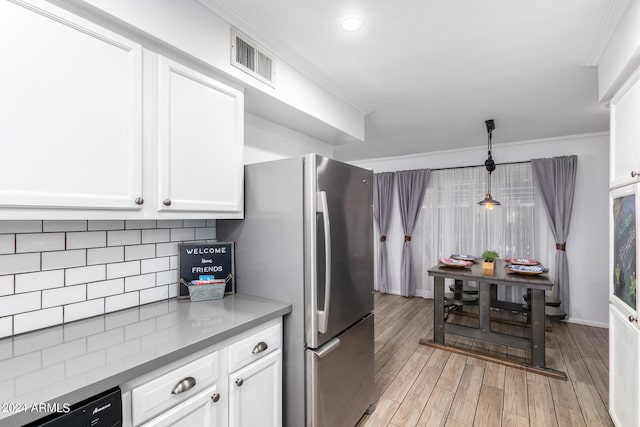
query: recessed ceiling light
341 16 362 31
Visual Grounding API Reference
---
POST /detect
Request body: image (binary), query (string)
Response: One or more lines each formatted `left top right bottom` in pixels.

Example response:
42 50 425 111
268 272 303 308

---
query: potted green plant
481 250 499 274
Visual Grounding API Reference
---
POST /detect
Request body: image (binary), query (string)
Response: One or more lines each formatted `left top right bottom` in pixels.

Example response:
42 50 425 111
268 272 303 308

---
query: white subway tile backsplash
156 242 178 257
0 235 14 255
156 220 182 229
42 249 85 270
141 257 169 274
64 299 104 322
141 229 170 244
168 285 178 299
156 270 177 287
105 292 139 313
206 219 216 227
125 220 156 230
16 233 64 253
107 230 140 247
106 261 140 279
66 265 105 286
0 276 13 296
0 317 11 338
0 221 42 234
14 307 63 334
43 220 87 232
88 220 125 231
171 228 195 242
195 227 216 240
88 278 124 299
140 286 168 305
43 285 86 308
183 219 206 228
65 349 106 374
66 231 106 249
15 270 64 293
0 253 40 275
0 220 203 336
124 274 155 292
87 247 123 265
0 292 40 317
125 244 155 261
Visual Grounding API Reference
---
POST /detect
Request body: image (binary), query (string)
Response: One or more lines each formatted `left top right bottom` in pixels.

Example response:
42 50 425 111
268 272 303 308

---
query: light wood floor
357 292 613 427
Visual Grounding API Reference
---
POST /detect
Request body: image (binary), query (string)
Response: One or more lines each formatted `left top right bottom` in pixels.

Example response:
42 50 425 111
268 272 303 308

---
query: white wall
352 132 610 327
244 113 334 164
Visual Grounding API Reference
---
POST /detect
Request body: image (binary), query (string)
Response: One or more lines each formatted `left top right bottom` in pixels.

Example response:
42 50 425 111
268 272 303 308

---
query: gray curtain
531 155 577 316
373 172 394 293
396 169 432 297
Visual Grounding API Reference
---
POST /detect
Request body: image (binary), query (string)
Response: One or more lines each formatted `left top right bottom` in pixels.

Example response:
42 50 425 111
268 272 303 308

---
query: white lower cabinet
228 350 282 427
141 385 220 427
122 318 282 427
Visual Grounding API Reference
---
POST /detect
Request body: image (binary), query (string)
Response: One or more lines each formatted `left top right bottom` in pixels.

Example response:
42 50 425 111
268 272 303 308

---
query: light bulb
342 16 362 31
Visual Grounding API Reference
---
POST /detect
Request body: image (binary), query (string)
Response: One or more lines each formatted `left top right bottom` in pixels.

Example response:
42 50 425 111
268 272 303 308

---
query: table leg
479 282 491 333
434 276 445 344
530 289 545 367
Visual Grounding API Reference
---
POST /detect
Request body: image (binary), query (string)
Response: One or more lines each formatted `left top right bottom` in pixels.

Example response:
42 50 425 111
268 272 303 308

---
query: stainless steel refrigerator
218 154 375 427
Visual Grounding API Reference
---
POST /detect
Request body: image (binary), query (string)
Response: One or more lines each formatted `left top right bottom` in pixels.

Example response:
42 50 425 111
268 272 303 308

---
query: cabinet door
0 0 143 213
157 57 244 217
141 385 221 427
609 304 640 427
228 350 281 427
610 71 640 188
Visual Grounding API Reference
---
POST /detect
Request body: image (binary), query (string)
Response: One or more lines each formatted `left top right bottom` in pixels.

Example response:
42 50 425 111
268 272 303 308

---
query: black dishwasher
26 387 121 427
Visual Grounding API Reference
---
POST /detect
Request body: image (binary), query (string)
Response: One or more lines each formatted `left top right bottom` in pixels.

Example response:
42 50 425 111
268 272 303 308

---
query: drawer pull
211 393 220 403
235 378 244 387
630 316 638 323
171 377 196 394
252 341 268 354
632 171 640 178
135 197 144 205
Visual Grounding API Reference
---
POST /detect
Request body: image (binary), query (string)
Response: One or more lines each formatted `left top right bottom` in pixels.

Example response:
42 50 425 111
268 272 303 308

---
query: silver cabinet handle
632 171 639 178
135 197 144 205
235 378 244 387
252 342 268 354
171 377 196 394
163 199 172 206
211 393 220 403
630 315 638 323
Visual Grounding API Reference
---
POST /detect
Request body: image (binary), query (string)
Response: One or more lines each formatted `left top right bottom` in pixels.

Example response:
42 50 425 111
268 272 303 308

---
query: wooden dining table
422 259 564 378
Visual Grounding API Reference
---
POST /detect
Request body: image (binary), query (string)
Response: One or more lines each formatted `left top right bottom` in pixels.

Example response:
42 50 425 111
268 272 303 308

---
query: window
412 163 536 300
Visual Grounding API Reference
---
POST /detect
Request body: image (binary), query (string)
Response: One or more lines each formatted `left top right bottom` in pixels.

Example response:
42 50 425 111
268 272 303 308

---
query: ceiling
201 0 623 161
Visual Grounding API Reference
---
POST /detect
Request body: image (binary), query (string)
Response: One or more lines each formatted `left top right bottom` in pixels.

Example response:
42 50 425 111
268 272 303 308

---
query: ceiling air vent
231 28 276 87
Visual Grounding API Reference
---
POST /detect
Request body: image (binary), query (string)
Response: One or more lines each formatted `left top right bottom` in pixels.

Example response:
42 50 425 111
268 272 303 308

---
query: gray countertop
0 294 291 426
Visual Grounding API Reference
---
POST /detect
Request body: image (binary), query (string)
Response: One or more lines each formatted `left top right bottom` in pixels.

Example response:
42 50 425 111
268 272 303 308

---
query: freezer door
306 314 375 427
305 155 374 348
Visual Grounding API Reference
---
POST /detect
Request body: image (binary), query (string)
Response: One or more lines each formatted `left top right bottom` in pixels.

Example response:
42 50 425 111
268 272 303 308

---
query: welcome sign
178 242 235 298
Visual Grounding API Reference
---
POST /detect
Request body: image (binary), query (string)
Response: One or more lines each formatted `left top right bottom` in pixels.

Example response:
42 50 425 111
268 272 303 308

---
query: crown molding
582 0 630 66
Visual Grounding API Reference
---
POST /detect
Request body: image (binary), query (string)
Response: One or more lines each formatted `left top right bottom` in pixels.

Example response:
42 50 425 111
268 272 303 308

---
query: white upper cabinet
0 0 143 214
610 70 640 189
156 58 243 217
0 0 244 219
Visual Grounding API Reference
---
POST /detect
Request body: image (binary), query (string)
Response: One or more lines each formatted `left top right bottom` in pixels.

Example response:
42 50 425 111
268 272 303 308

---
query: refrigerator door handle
316 190 332 334
311 338 341 359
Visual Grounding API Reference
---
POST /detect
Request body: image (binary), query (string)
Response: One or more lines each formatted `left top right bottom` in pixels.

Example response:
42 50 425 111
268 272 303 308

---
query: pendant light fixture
478 119 501 210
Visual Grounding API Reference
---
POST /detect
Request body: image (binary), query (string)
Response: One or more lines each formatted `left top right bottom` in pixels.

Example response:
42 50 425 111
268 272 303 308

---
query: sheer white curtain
412 163 536 301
